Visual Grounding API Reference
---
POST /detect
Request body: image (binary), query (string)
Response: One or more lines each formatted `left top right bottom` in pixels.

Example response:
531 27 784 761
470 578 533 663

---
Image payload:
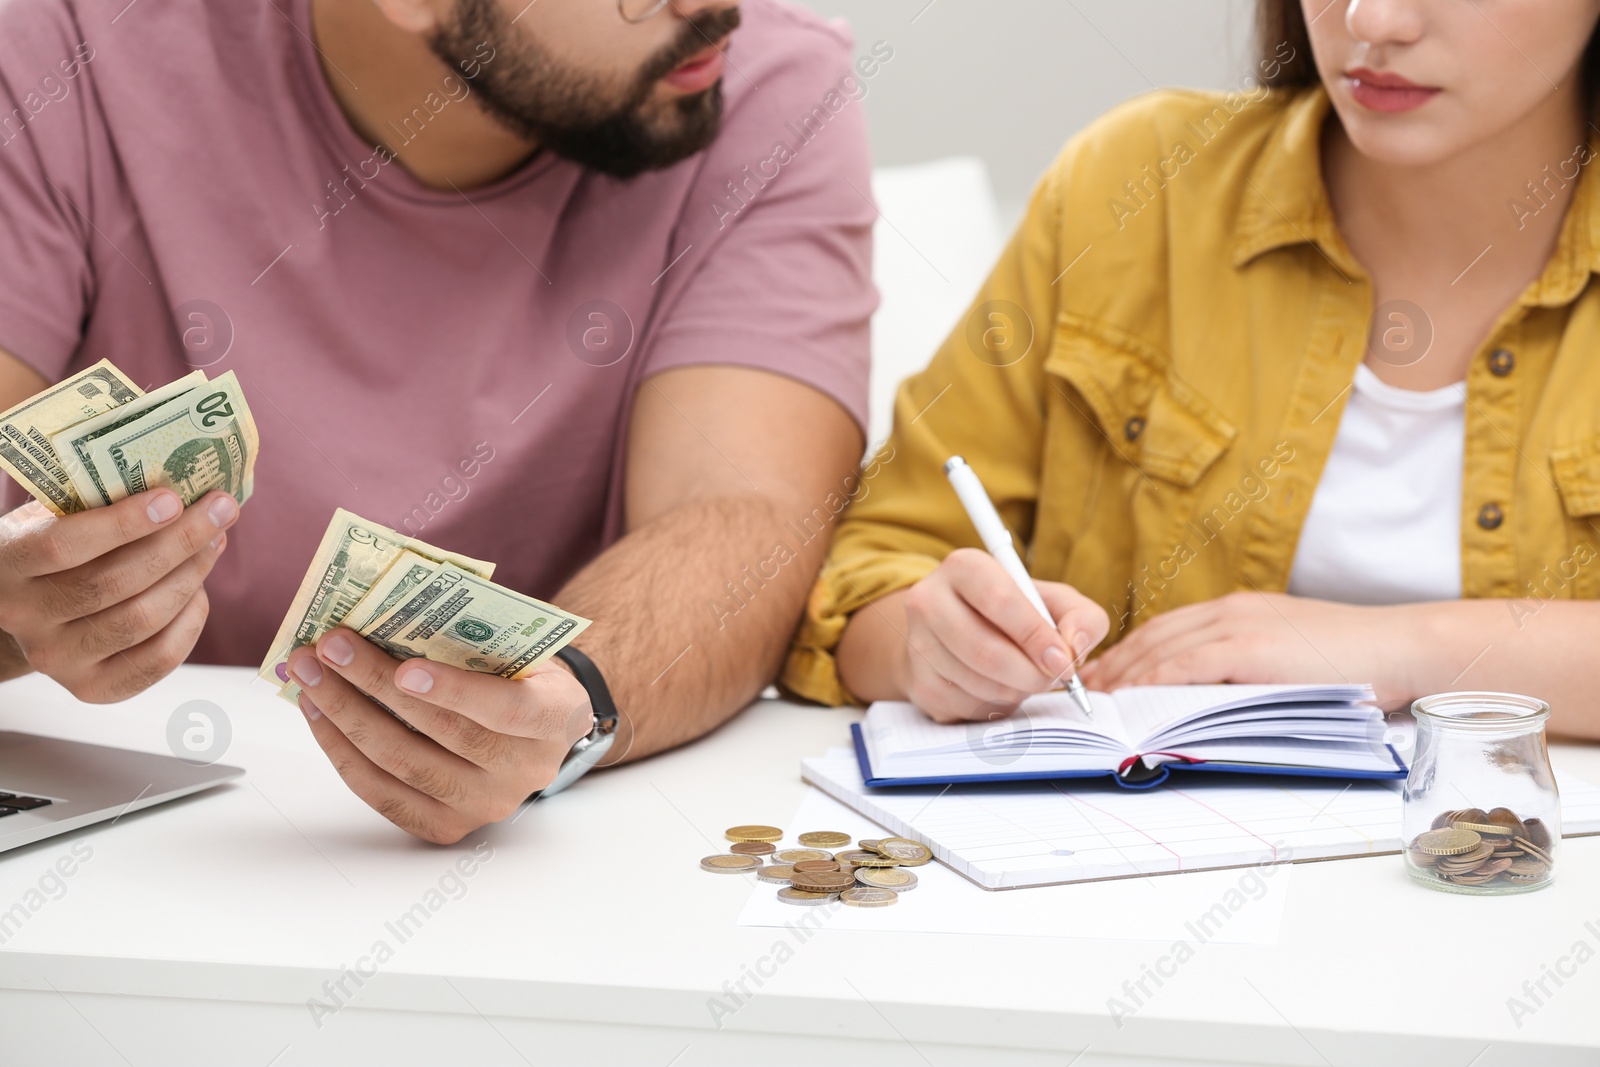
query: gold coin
701 854 762 873
856 868 918 891
840 888 899 908
1507 857 1549 876
1407 850 1440 868
791 860 841 873
833 850 881 865
1413 828 1482 856
797 831 852 849
790 870 855 892
772 848 831 864
857 839 885 853
725 824 784 843
756 864 797 884
1477 857 1513 876
1524 818 1553 851
876 838 933 866
777 887 836 906
850 854 902 868
1451 821 1511 837
729 841 775 858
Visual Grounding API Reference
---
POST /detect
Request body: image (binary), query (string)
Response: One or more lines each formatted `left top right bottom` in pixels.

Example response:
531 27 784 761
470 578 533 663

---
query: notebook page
863 690 1129 762
1109 685 1373 748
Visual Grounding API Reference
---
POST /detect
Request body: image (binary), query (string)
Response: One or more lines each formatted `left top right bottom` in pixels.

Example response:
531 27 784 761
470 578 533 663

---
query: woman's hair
1255 0 1600 108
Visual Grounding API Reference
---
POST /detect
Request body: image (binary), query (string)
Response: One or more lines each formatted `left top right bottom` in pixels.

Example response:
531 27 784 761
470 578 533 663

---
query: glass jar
1401 692 1559 895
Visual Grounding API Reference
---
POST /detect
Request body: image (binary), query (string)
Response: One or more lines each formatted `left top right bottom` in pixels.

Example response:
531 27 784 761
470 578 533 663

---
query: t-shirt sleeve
640 29 877 432
0 6 96 381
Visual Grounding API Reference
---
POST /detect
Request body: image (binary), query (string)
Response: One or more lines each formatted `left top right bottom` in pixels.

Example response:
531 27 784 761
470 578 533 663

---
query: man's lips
662 39 729 93
1345 67 1440 113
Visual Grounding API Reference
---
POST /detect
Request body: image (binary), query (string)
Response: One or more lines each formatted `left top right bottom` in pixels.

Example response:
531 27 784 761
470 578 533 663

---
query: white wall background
792 0 1261 224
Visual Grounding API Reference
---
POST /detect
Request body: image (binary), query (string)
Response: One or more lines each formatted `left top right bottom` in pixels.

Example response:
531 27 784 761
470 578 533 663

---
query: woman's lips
662 43 727 93
1345 68 1440 113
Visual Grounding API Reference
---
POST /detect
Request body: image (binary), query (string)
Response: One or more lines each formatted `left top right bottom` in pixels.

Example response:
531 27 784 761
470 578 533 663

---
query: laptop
0 731 243 853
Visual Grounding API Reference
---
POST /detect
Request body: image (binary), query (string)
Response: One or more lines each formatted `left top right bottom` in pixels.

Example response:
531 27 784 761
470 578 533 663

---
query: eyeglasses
618 0 673 23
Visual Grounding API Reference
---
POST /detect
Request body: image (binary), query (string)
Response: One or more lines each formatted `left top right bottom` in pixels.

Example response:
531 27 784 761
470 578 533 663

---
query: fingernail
1042 645 1069 674
299 694 323 722
321 633 354 666
208 494 239 528
291 657 323 688
210 533 226 553
1068 631 1091 657
146 492 181 523
398 668 433 694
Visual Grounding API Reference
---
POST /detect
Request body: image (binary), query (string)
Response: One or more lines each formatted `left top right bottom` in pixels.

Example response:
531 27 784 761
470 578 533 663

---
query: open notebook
854 684 1407 790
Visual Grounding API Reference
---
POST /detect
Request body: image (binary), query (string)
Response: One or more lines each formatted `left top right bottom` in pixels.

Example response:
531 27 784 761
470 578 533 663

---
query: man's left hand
286 628 593 843
1079 591 1417 709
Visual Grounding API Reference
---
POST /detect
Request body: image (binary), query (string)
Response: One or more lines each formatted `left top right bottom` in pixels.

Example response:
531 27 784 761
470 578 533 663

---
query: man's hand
896 548 1109 723
0 489 239 699
286 628 594 843
1080 591 1416 708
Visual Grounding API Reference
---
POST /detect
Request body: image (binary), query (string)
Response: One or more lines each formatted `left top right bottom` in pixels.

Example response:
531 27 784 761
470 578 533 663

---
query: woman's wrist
836 590 913 703
1376 599 1488 709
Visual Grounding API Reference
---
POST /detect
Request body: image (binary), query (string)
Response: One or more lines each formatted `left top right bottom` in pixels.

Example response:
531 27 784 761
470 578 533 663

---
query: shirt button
1124 416 1146 441
1488 349 1515 377
1477 502 1505 530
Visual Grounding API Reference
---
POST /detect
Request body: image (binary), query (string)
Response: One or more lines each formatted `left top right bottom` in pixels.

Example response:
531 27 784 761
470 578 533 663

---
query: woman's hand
882 548 1109 723
1080 591 1418 708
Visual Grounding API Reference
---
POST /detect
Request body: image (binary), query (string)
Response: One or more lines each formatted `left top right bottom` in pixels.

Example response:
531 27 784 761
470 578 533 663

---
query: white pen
943 456 1095 719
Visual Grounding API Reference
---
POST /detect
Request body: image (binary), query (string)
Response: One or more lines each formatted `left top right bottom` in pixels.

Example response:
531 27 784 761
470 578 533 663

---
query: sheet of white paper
735 788 1296 945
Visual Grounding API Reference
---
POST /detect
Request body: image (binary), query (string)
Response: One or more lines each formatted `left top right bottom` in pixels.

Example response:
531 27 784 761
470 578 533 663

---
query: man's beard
429 1 742 179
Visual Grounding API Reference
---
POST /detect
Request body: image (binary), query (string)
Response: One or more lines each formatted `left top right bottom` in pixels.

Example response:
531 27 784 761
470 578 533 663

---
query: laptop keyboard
0 792 52 817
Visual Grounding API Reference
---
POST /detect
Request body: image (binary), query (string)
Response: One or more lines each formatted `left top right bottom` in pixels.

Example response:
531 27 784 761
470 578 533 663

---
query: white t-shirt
1286 363 1465 605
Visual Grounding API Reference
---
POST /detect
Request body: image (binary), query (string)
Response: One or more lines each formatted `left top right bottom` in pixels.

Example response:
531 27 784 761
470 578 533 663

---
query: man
0 0 874 842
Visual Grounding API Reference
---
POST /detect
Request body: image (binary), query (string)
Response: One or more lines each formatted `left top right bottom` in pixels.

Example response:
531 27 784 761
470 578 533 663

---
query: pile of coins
1406 806 1554 889
700 825 932 907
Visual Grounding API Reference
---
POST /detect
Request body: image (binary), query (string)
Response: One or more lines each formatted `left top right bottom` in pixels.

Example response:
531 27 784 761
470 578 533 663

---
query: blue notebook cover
849 722 1409 791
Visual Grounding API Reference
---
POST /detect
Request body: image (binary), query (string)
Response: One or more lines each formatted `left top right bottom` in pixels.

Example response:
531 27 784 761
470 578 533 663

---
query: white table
0 665 1597 1067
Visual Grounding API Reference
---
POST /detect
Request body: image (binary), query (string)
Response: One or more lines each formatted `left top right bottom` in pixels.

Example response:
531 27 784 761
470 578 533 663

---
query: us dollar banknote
356 561 590 679
50 371 207 507
77 370 258 507
259 509 498 700
0 359 144 514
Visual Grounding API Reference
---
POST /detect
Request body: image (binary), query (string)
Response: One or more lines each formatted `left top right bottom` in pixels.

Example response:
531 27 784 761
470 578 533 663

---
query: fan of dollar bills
259 510 591 706
0 359 257 515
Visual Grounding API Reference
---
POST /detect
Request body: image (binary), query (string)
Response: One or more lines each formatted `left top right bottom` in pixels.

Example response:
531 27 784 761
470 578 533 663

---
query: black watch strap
554 645 618 732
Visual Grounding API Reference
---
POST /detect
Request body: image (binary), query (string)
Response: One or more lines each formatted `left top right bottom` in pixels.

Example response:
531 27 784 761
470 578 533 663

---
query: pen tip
943 456 966 474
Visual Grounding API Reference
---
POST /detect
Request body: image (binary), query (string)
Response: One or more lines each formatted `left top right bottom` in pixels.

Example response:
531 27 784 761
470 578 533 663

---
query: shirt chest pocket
1044 315 1238 489
1549 434 1600 598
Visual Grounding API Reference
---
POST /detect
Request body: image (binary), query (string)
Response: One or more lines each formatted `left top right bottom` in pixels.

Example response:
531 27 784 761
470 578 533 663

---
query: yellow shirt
783 86 1600 707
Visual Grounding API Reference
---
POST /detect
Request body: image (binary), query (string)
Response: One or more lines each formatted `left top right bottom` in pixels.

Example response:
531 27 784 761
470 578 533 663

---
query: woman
782 0 1600 739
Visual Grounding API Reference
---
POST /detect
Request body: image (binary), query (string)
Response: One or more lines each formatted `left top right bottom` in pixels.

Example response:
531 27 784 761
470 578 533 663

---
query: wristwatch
529 646 619 801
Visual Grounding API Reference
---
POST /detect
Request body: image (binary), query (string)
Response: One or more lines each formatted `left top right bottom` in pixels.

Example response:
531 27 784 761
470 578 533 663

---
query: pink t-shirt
0 0 875 666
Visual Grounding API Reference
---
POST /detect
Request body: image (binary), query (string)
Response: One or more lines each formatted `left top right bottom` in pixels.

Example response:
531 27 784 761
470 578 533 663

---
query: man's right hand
0 488 238 701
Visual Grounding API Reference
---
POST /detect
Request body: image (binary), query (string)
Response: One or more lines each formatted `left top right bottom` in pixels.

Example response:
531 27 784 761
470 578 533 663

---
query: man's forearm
551 493 835 764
